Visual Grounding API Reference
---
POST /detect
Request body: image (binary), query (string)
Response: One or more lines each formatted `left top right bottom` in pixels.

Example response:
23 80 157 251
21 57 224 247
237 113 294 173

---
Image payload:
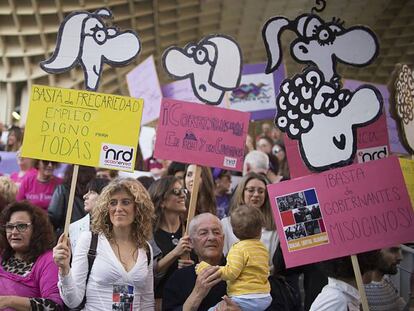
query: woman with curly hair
0 201 63 310
53 178 155 310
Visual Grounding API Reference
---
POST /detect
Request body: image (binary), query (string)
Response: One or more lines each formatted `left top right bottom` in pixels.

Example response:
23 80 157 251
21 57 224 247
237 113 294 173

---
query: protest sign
286 80 390 178
346 80 408 155
163 35 242 105
127 55 162 125
400 158 414 208
154 98 250 171
268 156 414 268
162 80 202 104
0 152 19 175
21 85 143 172
389 64 414 154
218 63 285 120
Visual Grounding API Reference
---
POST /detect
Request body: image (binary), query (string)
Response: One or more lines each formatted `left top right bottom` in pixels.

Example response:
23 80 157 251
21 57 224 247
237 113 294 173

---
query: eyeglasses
4 223 32 233
244 187 266 195
169 188 189 197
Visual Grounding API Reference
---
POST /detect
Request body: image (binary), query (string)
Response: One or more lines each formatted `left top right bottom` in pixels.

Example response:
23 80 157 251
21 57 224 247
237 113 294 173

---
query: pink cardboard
267 156 414 268
154 99 250 171
286 80 391 178
126 55 162 125
345 80 409 155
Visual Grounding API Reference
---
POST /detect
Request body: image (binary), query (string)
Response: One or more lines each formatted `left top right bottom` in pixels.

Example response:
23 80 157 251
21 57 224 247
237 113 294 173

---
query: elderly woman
17 160 62 212
0 201 62 310
148 176 192 307
53 178 155 310
221 172 278 270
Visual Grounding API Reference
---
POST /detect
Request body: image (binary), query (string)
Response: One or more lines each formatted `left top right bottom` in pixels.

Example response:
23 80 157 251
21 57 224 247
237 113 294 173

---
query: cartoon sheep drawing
262 5 383 171
162 34 242 105
41 9 141 91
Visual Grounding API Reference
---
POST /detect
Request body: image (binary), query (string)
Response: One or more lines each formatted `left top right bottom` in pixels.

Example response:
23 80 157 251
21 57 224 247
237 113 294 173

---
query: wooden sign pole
351 254 370 311
185 164 202 235
63 164 79 236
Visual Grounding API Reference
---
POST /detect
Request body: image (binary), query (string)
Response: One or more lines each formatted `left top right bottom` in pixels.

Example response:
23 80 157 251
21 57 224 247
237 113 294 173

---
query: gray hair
243 150 269 176
188 213 222 238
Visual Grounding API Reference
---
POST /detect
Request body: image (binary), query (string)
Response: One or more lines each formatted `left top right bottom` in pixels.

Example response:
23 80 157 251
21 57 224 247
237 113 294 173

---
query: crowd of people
0 122 411 311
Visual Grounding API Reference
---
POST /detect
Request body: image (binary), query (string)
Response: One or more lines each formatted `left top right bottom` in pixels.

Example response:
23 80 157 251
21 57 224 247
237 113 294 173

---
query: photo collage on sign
276 188 328 251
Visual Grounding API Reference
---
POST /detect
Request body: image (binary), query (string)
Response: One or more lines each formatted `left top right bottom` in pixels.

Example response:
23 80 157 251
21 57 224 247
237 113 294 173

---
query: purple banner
219 63 285 120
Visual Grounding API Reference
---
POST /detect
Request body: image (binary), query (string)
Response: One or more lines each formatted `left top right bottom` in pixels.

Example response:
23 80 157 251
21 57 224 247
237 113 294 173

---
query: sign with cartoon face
162 34 243 105
285 80 391 179
389 64 414 154
267 156 414 268
262 3 383 171
41 9 141 91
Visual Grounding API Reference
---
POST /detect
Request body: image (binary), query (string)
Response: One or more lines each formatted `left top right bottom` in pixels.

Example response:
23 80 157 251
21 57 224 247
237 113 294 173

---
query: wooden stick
63 164 79 236
185 164 202 235
351 254 370 311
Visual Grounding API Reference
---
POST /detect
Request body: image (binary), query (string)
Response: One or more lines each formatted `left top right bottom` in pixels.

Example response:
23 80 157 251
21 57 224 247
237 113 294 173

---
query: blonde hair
91 178 154 248
0 176 17 204
230 172 275 231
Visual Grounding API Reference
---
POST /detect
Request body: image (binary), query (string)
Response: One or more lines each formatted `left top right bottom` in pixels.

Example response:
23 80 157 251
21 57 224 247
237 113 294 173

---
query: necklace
111 240 138 271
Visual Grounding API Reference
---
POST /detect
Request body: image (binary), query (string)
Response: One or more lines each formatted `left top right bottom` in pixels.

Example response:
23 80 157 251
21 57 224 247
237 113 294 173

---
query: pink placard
154 99 250 171
126 55 162 125
287 80 391 178
345 80 409 155
267 156 414 268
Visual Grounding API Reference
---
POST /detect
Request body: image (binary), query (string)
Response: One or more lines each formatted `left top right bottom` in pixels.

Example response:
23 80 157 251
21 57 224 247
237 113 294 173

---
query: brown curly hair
0 201 55 263
91 178 154 249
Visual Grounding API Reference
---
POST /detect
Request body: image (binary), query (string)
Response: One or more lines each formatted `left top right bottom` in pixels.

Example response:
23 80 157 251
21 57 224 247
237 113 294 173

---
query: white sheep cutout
41 9 141 91
262 6 383 171
162 35 242 105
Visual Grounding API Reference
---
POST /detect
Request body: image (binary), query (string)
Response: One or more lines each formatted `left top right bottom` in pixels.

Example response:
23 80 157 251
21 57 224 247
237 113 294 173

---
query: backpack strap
71 232 98 311
145 241 152 266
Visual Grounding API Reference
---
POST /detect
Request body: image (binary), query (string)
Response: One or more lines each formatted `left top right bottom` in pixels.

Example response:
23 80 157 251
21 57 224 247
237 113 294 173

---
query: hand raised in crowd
53 234 71 276
215 296 242 311
172 235 191 257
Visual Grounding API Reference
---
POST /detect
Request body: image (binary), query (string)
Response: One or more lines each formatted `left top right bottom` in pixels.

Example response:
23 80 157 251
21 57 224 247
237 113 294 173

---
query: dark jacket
48 184 87 238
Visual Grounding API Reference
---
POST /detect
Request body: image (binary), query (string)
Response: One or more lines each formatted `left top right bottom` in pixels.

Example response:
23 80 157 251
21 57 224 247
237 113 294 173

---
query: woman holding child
53 178 155 310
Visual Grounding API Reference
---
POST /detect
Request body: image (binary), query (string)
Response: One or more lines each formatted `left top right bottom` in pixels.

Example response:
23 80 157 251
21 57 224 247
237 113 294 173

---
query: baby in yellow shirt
196 204 271 311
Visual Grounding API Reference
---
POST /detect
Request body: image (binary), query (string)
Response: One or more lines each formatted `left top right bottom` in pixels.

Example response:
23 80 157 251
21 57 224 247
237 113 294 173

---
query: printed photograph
276 191 306 212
